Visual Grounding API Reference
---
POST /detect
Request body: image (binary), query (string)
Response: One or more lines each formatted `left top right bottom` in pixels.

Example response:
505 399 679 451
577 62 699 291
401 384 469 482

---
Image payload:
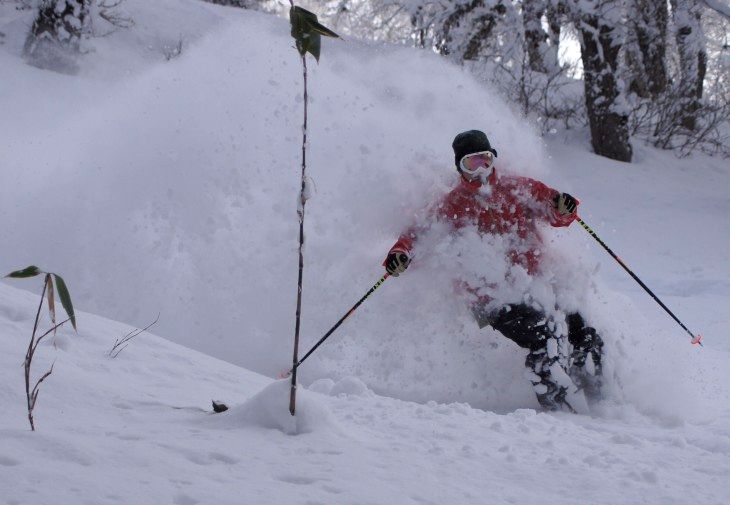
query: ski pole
577 217 702 346
280 273 390 379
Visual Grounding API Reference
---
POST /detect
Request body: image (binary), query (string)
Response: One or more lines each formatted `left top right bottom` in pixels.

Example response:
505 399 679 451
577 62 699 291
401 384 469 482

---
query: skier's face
459 151 494 182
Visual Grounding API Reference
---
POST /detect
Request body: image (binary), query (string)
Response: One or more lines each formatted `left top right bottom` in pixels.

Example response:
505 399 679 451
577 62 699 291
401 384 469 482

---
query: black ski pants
475 303 604 409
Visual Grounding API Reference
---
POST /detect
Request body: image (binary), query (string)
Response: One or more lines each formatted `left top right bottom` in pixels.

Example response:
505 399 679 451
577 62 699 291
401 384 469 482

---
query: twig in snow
108 313 160 358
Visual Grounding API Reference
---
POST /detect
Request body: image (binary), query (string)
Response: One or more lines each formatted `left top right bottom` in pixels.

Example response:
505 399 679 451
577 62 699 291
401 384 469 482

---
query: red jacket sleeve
389 234 415 255
517 176 577 227
382 196 446 265
383 184 462 264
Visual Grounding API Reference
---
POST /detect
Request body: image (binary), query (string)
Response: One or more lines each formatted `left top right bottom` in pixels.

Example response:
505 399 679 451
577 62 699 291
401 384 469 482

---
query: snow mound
307 378 335 394
329 376 373 397
307 376 374 397
210 380 334 435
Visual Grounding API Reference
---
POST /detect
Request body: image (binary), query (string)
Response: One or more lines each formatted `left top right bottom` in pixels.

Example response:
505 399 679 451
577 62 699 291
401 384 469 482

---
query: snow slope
545 128 730 339
1 282 729 505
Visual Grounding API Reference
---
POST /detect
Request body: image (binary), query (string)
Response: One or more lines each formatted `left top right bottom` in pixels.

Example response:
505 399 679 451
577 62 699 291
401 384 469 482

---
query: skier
383 130 603 411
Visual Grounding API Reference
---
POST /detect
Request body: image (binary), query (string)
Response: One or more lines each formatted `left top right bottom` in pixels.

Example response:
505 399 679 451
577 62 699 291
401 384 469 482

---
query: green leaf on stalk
289 6 339 62
5 265 42 278
52 274 76 331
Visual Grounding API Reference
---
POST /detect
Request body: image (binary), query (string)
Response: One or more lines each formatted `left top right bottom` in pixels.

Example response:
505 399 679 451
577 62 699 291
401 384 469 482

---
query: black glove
385 250 410 277
555 192 578 216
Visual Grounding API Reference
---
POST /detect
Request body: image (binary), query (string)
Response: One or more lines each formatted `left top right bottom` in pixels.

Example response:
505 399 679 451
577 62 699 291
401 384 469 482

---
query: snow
208 379 334 435
329 375 373 397
702 0 730 19
1 283 728 504
1 0 730 503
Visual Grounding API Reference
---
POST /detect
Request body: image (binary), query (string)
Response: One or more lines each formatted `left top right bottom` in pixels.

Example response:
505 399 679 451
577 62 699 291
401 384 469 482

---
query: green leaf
52 274 76 331
305 32 321 62
5 265 42 278
289 6 339 62
309 20 339 39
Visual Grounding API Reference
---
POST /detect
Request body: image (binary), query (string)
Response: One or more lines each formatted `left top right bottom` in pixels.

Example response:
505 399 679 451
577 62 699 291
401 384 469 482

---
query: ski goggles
459 150 495 176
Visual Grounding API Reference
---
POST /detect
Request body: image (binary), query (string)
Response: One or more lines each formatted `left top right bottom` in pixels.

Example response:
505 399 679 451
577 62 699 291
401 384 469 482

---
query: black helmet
452 130 498 168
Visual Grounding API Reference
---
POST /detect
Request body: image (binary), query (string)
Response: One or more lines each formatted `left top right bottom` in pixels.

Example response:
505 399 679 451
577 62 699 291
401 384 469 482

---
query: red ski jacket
386 168 577 276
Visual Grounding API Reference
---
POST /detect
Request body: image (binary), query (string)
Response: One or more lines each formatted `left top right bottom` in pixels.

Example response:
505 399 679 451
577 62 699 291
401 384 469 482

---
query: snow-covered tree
23 0 91 72
671 0 708 131
309 0 727 159
545 0 565 61
570 0 632 161
436 0 512 61
625 0 669 98
522 0 557 72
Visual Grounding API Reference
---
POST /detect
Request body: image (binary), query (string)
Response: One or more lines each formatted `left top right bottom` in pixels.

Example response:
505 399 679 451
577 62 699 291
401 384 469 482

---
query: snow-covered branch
700 0 730 19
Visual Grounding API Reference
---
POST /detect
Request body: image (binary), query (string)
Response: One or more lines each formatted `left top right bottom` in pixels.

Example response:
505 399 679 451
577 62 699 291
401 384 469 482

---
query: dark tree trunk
577 12 633 162
629 0 669 98
23 0 91 72
671 0 707 131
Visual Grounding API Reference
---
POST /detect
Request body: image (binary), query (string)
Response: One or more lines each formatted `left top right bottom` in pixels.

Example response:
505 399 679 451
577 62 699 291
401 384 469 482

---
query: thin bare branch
30 360 55 411
109 313 160 358
32 319 70 357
